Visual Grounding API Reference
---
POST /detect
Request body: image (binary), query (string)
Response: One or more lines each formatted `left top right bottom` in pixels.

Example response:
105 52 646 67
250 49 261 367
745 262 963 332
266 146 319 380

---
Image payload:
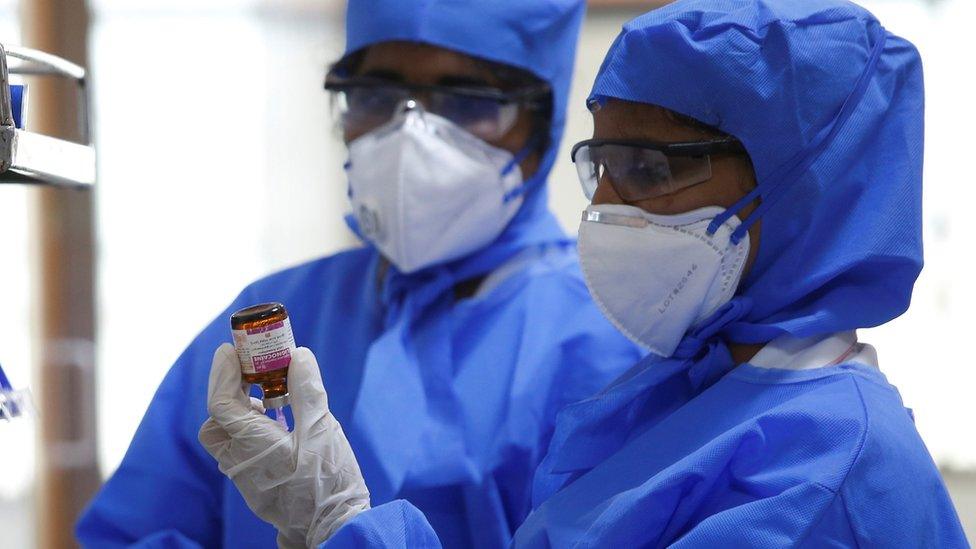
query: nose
344 97 428 144
591 174 624 206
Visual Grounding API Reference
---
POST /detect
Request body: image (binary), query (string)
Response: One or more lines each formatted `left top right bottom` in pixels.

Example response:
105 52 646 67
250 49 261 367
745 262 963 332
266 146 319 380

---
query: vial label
232 318 296 374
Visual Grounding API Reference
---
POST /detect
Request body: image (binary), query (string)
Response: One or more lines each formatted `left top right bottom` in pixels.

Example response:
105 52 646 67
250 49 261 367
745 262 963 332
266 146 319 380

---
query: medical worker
76 0 642 547
196 0 970 546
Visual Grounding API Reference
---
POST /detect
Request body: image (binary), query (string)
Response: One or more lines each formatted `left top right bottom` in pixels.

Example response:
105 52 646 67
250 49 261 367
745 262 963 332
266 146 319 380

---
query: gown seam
727 363 881 386
790 483 843 547
790 375 870 547
838 489 864 548
831 376 872 548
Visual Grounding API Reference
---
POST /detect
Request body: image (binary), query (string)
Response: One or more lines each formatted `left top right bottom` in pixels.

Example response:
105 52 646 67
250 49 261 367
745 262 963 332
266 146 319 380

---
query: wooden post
19 1 99 548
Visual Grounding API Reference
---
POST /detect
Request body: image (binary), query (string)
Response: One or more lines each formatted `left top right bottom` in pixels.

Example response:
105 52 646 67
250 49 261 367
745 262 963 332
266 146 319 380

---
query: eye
630 159 671 185
346 87 399 111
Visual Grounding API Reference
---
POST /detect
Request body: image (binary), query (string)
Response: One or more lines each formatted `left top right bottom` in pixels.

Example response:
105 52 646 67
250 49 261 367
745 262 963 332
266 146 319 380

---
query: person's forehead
592 100 689 141
358 41 493 82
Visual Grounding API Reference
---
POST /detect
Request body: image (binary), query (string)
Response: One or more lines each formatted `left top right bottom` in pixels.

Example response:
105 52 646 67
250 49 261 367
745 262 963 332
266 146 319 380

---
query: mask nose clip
392 99 428 129
396 98 424 117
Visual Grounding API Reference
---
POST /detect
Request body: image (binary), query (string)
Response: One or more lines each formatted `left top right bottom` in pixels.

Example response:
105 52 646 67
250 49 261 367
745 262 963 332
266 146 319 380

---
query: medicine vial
230 302 295 429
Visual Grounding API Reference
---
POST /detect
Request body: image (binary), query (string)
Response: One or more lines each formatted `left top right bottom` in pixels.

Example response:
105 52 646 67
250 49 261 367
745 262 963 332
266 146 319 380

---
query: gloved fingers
207 343 262 434
222 426 293 479
198 417 230 455
306 465 371 546
277 530 310 549
287 347 331 434
200 410 293 479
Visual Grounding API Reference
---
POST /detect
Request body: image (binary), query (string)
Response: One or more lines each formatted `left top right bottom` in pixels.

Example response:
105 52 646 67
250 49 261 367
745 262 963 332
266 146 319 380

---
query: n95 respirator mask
577 204 750 357
345 107 524 273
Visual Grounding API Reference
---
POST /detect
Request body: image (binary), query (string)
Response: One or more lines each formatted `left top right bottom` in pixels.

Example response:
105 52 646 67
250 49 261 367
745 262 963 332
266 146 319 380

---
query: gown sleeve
670 374 970 549
321 500 443 548
834 376 969 548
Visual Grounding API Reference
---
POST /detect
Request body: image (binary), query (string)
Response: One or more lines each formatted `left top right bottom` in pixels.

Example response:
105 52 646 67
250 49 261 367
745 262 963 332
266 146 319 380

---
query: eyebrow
595 113 651 140
356 70 495 89
360 69 404 82
437 75 493 88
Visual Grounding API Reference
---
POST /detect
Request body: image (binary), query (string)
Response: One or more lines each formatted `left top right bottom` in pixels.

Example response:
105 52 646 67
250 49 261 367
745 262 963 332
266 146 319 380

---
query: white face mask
577 203 750 357
344 107 524 273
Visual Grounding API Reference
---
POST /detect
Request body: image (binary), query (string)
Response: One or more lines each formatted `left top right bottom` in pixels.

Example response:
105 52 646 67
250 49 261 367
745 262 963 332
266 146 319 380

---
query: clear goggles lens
331 84 522 142
573 143 714 202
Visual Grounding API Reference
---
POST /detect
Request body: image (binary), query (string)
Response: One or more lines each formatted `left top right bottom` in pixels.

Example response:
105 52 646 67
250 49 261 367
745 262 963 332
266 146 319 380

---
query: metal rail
0 42 95 187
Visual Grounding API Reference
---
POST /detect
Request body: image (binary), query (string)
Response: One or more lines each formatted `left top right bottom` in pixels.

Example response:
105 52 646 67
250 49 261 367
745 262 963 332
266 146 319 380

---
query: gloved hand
199 343 370 548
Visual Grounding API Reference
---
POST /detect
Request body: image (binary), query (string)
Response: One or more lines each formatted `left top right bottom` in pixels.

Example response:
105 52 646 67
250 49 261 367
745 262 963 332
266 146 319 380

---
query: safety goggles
325 76 549 141
571 138 747 201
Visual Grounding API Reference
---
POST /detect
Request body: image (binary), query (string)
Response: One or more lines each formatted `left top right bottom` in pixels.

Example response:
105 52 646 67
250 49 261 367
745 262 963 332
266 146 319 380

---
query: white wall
848 0 976 470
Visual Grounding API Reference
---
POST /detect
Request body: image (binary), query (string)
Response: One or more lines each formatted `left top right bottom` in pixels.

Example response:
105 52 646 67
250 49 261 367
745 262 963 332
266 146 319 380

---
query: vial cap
263 394 290 409
231 302 288 328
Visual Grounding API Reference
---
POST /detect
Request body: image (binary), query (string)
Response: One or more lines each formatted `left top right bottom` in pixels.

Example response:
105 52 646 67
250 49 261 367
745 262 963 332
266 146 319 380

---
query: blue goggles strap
502 133 546 203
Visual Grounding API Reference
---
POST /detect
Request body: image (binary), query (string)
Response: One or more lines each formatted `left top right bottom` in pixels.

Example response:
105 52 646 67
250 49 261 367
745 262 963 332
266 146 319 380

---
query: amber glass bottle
230 302 295 409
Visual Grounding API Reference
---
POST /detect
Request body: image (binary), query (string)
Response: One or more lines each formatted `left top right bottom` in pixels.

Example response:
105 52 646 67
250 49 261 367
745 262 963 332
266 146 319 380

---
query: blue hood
589 0 925 343
343 0 586 240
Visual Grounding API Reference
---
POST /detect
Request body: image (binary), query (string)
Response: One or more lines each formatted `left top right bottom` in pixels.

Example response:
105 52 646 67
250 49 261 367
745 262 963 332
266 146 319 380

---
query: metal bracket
0 43 95 188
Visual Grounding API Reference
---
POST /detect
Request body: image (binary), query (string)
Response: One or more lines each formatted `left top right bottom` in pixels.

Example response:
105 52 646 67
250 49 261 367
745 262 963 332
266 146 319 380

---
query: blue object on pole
0 361 12 391
9 84 26 129
0 361 25 420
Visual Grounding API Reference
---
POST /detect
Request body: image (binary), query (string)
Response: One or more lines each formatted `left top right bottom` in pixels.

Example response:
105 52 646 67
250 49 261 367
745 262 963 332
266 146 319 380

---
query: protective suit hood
589 0 925 343
341 0 587 256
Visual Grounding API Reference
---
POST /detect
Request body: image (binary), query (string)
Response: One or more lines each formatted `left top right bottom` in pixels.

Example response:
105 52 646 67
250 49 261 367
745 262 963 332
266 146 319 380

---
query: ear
735 155 758 196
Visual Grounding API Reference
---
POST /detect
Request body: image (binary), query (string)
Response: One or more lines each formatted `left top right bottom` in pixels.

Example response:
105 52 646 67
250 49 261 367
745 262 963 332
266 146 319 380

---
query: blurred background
0 0 973 546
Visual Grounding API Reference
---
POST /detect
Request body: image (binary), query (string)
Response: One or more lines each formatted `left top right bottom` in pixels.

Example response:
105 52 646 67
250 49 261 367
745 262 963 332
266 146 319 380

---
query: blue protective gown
317 0 969 546
514 344 968 547
330 338 969 547
77 0 644 547
77 246 638 549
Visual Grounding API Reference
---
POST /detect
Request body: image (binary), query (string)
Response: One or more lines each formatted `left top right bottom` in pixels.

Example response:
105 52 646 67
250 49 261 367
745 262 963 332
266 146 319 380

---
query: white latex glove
199 343 370 548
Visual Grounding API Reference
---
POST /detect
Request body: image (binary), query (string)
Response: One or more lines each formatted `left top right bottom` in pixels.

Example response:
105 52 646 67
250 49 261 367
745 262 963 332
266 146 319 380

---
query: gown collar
747 331 879 371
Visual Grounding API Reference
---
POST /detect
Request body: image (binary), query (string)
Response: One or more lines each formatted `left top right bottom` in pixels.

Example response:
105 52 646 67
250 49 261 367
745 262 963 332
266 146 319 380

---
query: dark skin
350 41 541 179
591 99 764 364
349 42 543 299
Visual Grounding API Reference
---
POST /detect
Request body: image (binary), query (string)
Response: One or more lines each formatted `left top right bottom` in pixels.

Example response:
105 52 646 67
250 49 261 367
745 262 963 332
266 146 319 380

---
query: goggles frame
326 75 550 141
571 137 747 201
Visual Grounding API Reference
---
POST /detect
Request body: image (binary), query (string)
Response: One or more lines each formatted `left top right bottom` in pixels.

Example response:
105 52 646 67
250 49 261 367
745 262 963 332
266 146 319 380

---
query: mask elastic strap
707 28 888 245
502 133 546 203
